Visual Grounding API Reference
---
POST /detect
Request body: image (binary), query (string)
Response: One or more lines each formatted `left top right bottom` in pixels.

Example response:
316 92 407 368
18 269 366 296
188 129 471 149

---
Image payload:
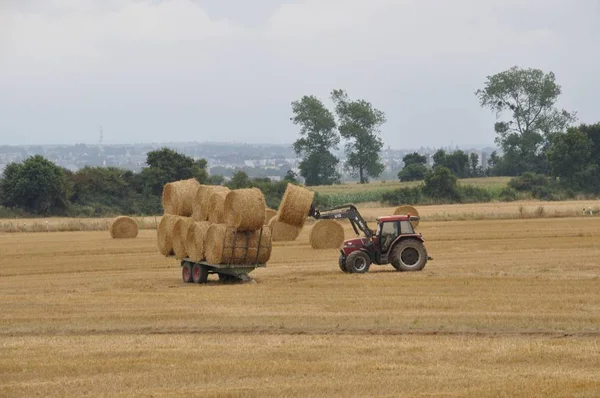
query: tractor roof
377 215 416 222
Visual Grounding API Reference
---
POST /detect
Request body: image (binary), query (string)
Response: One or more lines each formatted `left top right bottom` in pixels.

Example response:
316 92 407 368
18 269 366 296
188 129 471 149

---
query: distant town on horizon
0 141 499 183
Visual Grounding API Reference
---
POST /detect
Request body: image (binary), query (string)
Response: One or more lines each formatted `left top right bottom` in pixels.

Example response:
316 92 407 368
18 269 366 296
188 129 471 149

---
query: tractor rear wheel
391 239 427 272
182 262 193 283
338 254 349 273
345 250 371 274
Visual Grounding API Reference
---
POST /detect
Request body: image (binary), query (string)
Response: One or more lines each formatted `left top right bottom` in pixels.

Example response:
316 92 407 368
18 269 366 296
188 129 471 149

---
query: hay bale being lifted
171 217 195 259
264 208 277 225
223 188 267 231
185 221 211 262
109 216 139 239
162 179 201 216
193 185 230 221
268 215 301 242
309 220 344 249
204 224 272 265
393 205 420 227
207 190 230 224
277 183 314 228
157 214 186 256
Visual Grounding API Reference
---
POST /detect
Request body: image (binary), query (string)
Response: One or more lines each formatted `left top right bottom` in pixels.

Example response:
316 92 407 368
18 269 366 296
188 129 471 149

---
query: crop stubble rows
1 211 600 396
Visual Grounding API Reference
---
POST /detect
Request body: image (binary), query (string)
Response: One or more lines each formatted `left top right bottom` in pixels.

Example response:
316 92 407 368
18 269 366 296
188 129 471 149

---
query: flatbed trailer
174 225 271 284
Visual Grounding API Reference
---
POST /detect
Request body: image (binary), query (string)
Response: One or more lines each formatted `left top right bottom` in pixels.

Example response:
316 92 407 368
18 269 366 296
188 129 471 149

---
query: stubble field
1 202 600 396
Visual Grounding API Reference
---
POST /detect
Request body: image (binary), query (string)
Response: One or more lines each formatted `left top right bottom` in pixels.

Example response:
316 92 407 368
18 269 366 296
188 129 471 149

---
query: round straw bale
171 217 195 259
223 188 267 231
268 215 301 242
204 224 272 264
264 208 277 225
193 185 230 221
393 205 420 227
309 220 344 249
277 183 314 228
109 216 138 239
207 190 230 224
157 214 187 256
185 221 211 262
162 178 201 216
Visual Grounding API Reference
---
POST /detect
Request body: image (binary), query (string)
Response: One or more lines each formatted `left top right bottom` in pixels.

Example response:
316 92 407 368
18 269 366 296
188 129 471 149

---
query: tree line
2 66 599 216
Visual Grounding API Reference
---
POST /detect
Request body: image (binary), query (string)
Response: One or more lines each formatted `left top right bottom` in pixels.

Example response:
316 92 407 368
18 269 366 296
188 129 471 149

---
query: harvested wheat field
1 204 600 396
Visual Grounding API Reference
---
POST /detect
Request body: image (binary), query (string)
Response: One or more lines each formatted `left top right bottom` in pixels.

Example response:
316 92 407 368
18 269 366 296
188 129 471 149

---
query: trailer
175 226 271 284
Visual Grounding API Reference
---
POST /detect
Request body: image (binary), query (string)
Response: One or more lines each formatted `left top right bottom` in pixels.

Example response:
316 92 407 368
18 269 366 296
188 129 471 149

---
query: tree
227 170 251 189
548 126 599 192
0 155 69 215
398 164 428 181
291 95 340 185
141 147 208 195
475 66 576 175
469 153 481 177
69 166 136 214
432 149 470 178
402 152 427 167
331 89 386 183
283 169 298 183
423 166 459 200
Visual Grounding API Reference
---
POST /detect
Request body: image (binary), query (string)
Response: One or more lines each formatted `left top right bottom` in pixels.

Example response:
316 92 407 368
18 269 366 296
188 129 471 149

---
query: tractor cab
373 215 421 261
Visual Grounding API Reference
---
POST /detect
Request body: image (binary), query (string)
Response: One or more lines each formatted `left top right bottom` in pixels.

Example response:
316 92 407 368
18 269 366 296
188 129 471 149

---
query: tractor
308 204 432 274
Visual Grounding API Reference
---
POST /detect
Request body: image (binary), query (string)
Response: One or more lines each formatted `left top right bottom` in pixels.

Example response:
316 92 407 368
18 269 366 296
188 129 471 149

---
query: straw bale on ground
171 217 195 259
207 190 230 224
309 220 345 249
157 214 187 256
268 215 301 242
204 224 272 265
109 216 138 239
185 221 211 262
393 205 420 227
223 188 267 231
264 208 277 225
193 185 230 221
277 183 314 228
162 179 201 216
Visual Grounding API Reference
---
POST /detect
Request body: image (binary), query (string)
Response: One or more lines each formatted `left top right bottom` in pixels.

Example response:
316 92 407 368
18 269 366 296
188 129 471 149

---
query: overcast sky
1 0 598 149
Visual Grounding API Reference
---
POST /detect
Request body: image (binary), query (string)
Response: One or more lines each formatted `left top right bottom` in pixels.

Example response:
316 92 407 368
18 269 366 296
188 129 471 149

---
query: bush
456 185 493 203
498 187 519 202
381 186 425 206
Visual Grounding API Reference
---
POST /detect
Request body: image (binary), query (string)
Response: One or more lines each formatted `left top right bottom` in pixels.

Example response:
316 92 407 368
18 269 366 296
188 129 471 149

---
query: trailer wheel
338 254 349 273
391 239 428 272
193 264 209 284
345 250 371 274
182 262 193 283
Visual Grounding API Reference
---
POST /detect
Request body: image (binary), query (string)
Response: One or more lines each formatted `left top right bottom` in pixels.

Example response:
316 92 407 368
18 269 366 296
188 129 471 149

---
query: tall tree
331 89 386 183
291 95 340 185
475 66 576 175
469 153 481 177
0 155 69 215
398 152 428 182
141 147 208 195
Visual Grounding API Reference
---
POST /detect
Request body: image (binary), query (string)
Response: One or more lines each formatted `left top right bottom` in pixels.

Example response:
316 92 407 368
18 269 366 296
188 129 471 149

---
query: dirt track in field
1 210 600 396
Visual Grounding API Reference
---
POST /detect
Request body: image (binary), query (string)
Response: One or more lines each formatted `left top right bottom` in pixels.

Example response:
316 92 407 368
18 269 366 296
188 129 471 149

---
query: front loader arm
308 204 374 238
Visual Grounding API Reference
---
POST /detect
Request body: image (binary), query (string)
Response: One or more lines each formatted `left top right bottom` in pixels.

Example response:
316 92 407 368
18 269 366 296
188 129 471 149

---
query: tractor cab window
399 220 414 234
379 221 398 252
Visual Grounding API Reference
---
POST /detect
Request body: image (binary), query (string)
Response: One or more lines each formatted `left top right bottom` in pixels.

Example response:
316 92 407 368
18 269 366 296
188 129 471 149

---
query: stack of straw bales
268 183 315 242
109 216 139 239
156 181 273 265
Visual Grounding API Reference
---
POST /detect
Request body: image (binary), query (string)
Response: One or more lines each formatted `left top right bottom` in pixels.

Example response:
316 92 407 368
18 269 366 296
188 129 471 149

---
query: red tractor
309 204 432 274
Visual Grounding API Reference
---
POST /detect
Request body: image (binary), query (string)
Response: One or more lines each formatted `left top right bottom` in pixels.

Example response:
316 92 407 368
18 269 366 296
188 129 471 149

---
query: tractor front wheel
345 250 371 274
338 254 349 273
391 239 428 272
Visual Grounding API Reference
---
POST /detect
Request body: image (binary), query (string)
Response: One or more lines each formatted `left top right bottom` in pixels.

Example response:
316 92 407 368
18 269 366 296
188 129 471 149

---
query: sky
1 0 599 149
